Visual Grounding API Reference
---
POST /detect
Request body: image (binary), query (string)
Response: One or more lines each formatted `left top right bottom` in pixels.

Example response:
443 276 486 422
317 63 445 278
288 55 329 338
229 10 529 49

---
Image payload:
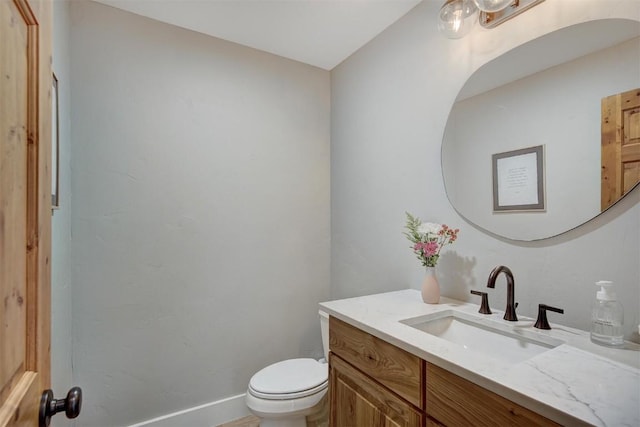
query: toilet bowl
245 311 329 427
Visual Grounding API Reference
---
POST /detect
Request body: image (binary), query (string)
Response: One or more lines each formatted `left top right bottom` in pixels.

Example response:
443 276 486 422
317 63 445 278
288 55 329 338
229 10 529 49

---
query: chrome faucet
487 265 518 321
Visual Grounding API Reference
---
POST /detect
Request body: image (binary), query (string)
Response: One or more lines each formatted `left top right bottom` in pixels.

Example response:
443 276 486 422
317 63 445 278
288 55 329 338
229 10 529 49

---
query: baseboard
127 393 251 427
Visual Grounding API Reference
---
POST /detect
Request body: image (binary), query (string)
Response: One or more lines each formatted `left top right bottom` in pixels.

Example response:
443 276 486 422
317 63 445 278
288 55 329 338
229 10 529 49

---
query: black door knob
39 386 82 427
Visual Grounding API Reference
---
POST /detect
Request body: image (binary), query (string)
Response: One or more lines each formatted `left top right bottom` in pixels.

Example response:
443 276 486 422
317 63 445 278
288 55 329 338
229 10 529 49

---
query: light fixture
479 0 546 29
472 0 513 13
438 0 546 38
437 0 478 39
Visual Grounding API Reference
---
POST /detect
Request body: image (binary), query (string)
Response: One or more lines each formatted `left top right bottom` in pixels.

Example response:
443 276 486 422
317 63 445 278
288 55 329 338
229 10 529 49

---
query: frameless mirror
442 19 640 241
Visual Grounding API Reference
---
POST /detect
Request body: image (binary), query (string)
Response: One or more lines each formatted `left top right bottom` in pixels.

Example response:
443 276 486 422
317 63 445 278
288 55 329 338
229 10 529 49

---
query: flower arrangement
403 212 459 268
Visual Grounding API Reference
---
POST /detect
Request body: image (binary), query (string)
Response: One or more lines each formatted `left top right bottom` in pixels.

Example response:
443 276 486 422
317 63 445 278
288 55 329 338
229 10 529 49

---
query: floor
217 396 328 427
217 415 260 427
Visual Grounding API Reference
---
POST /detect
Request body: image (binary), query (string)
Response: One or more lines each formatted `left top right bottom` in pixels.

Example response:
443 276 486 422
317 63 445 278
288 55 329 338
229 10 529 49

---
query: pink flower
405 213 460 268
424 241 439 256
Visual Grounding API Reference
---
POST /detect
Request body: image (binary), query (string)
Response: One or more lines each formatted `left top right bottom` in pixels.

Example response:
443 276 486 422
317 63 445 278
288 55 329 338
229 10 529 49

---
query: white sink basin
401 310 563 364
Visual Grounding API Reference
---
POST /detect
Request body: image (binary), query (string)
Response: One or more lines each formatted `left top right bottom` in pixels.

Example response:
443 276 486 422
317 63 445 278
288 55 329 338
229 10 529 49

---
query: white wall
51 1 74 426
331 0 639 342
443 37 640 240
69 2 330 426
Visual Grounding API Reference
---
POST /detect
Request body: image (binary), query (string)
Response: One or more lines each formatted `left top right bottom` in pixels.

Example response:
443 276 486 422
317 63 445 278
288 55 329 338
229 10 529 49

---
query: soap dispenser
591 281 624 346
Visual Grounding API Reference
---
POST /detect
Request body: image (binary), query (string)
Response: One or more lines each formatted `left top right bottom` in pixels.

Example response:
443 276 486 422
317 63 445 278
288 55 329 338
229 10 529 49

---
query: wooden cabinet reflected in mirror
601 88 640 211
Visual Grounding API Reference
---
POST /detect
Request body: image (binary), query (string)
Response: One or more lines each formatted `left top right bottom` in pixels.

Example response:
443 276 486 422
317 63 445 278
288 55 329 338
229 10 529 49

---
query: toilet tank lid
249 358 328 395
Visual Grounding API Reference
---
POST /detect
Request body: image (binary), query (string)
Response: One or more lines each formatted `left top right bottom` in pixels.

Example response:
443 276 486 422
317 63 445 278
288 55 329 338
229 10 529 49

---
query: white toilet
245 310 329 427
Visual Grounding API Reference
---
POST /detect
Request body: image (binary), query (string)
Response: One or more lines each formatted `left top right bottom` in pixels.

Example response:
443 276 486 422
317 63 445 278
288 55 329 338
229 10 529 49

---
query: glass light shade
473 0 513 13
438 0 478 39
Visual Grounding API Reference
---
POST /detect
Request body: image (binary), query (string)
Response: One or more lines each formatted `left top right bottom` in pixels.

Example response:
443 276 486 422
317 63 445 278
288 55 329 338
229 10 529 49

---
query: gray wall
59 0 640 426
69 2 330 426
331 0 640 339
51 1 74 426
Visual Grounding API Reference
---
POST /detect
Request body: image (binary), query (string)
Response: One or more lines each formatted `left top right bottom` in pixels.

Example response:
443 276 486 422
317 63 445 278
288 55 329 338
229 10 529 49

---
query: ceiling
93 0 423 70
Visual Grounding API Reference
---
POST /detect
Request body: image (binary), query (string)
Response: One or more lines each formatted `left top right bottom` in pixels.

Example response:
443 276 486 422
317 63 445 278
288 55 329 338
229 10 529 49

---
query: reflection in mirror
601 88 640 211
442 19 640 241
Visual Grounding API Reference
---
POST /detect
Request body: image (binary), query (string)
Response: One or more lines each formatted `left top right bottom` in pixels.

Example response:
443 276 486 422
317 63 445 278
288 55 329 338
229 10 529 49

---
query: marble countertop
319 290 640 427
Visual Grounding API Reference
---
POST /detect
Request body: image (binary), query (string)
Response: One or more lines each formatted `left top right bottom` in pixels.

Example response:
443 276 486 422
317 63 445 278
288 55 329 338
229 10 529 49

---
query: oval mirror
442 19 640 241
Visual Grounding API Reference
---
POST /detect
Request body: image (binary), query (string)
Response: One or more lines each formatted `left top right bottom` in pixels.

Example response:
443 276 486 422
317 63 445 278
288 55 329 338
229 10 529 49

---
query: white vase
421 266 440 304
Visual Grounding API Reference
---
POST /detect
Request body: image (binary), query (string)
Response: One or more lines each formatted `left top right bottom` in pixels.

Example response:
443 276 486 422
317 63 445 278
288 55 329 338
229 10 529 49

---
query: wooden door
601 88 640 210
329 354 423 427
0 0 52 425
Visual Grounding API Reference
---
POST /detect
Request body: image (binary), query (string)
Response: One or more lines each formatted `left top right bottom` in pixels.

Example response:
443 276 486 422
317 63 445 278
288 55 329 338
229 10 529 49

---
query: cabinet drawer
426 363 560 426
330 354 424 427
329 316 424 409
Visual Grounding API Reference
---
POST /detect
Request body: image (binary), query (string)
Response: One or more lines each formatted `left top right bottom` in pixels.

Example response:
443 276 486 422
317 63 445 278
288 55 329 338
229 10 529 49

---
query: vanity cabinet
328 316 559 427
329 315 425 426
329 354 423 426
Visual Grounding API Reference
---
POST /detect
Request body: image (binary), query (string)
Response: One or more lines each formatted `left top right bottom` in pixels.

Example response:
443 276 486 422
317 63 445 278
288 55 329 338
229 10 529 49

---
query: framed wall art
492 145 545 212
52 73 59 209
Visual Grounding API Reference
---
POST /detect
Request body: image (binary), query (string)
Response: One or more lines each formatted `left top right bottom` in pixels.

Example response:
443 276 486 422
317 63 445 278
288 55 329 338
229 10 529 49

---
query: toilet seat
248 358 328 400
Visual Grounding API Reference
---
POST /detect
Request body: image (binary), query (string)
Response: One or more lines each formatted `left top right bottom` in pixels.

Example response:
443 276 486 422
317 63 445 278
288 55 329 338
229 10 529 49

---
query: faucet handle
534 304 564 330
470 290 492 314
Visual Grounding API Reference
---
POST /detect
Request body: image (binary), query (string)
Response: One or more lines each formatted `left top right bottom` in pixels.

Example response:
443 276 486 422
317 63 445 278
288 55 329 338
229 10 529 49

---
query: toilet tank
319 310 329 361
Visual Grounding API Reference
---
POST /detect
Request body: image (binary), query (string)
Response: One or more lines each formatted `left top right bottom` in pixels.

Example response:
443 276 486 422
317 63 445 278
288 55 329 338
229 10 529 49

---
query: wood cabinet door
601 88 640 210
329 316 424 409
329 354 423 427
0 0 52 425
